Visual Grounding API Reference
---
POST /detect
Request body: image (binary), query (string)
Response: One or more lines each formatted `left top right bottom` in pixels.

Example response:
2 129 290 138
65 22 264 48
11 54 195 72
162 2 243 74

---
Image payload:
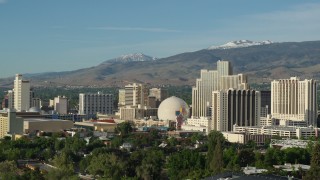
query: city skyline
1 0 320 77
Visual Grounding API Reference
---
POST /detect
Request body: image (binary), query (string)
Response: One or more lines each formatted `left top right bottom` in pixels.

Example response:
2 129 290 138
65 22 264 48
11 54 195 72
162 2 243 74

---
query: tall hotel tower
192 60 249 117
14 74 30 112
212 89 261 131
271 77 317 126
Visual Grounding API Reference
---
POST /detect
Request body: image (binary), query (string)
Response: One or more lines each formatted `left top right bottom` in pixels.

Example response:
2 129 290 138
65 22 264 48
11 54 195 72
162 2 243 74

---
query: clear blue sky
1 0 320 77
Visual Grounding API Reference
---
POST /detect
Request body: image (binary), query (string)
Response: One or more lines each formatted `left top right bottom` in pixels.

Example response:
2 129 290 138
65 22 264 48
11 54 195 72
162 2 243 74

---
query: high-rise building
149 88 168 108
124 83 148 107
271 77 317 126
260 91 271 117
192 60 249 117
1 90 14 109
79 92 114 115
14 74 30 112
31 98 42 109
118 89 126 107
53 96 68 114
212 89 261 132
149 88 168 101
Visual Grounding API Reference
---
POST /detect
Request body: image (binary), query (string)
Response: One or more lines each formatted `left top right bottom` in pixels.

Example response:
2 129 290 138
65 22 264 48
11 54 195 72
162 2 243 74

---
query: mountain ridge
208 40 274 50
100 53 157 64
1 40 320 88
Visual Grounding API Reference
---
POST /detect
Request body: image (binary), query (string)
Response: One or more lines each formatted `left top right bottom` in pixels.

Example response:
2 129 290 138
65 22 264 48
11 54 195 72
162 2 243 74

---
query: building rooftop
24 118 71 122
273 163 310 171
270 139 314 149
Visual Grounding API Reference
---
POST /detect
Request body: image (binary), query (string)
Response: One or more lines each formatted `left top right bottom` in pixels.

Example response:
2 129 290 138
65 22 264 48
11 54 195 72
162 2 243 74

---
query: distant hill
100 53 157 64
1 40 320 87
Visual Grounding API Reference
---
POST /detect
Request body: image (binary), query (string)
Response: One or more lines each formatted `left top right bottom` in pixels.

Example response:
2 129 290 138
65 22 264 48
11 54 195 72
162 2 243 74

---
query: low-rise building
24 118 74 133
119 106 157 120
233 124 319 139
74 121 116 133
222 132 272 146
270 139 313 149
273 163 310 172
242 166 268 175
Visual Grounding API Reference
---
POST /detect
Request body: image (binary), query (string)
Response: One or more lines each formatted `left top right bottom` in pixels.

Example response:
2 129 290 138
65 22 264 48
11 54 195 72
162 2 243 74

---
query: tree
103 153 126 180
255 152 265 168
167 137 178 147
223 146 238 171
283 147 310 164
167 149 206 179
0 160 20 179
237 148 255 167
246 140 257 149
87 153 127 179
115 122 133 137
206 130 225 173
22 168 45 180
46 151 76 180
211 139 224 174
305 143 320 179
264 148 284 167
136 149 164 180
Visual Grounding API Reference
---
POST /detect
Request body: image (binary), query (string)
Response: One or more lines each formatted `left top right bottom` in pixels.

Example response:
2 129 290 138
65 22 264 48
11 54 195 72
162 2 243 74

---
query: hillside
1 40 320 87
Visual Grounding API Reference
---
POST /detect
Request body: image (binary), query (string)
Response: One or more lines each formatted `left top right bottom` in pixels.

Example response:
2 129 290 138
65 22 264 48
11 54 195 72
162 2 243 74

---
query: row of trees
1 121 320 179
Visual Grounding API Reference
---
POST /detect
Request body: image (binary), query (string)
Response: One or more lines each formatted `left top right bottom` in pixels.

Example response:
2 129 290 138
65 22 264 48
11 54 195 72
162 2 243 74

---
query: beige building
53 96 68 114
0 110 24 138
222 132 272 145
271 77 317 126
74 121 116 133
119 106 157 120
192 60 249 118
14 74 30 112
124 83 148 107
24 118 73 133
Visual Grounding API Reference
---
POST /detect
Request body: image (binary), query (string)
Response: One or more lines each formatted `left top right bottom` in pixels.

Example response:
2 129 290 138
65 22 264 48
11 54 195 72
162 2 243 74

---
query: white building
233 125 320 139
53 96 68 114
79 92 114 115
192 60 249 117
182 117 212 134
14 74 30 112
271 77 317 126
212 89 261 131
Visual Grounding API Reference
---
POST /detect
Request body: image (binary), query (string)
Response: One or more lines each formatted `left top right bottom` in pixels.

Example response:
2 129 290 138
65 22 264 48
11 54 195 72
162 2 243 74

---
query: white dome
158 96 190 121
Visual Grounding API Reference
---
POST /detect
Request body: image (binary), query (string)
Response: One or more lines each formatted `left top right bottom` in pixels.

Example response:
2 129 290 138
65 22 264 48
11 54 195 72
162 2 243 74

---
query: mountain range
1 40 320 87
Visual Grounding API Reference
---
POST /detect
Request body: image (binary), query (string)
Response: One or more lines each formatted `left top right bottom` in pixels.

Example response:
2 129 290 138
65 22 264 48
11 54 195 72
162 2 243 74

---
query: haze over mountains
1 40 320 87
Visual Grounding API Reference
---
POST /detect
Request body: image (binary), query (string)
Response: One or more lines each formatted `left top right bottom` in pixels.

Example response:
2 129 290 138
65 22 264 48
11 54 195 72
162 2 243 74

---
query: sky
1 0 320 78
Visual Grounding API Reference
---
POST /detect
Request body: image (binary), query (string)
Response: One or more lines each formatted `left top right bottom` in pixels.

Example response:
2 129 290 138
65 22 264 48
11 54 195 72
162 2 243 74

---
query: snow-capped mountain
208 40 273 50
101 53 158 64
